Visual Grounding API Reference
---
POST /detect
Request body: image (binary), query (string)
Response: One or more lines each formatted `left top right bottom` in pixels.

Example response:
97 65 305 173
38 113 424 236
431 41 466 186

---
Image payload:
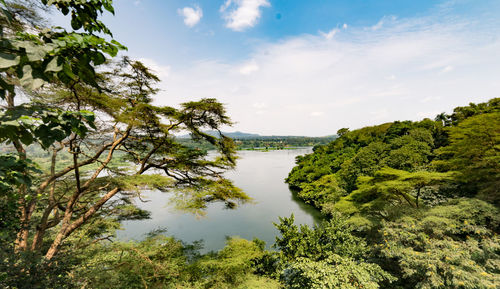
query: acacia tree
0 0 125 251
331 168 452 225
434 112 500 204
0 0 248 262
40 57 247 260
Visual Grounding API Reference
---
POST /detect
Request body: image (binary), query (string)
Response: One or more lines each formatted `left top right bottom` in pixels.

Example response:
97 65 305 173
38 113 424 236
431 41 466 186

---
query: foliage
76 235 195 289
0 0 124 93
286 120 442 194
297 174 346 207
286 98 499 216
73 235 280 289
281 255 394 289
195 237 279 288
447 98 500 126
0 250 74 289
434 112 500 204
0 104 96 148
375 199 500 289
0 154 40 241
1 1 499 288
0 0 248 275
269 215 395 288
327 168 453 227
274 215 367 262
178 135 336 152
283 98 499 288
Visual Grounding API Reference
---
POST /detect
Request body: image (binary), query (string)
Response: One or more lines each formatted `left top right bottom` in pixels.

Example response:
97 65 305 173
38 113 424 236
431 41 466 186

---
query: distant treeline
178 135 337 151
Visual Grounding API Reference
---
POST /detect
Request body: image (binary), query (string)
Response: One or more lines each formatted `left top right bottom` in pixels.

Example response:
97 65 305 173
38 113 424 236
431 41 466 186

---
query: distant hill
177 131 258 139
176 131 337 151
177 130 335 139
217 131 261 139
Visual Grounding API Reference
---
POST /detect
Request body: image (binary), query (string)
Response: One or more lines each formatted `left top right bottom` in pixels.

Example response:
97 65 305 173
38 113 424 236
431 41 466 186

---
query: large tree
434 111 500 204
0 0 248 263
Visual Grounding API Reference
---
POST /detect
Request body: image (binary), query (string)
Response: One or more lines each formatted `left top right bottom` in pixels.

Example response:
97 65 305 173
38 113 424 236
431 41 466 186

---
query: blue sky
102 0 442 64
54 0 500 136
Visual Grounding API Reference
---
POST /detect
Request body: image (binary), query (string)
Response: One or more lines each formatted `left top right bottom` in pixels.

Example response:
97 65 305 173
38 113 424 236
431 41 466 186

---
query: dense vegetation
1 1 499 288
177 134 336 151
285 98 500 288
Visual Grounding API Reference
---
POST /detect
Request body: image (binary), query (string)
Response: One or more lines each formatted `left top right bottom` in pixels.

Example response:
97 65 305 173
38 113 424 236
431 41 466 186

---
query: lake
117 148 322 252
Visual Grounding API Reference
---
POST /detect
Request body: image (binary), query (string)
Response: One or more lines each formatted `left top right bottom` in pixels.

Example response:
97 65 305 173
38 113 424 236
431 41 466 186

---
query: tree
297 174 346 208
0 0 124 249
332 168 452 225
375 199 500 289
434 112 500 204
337 141 389 192
336 127 349 137
448 98 499 125
270 215 395 288
71 234 280 289
0 0 248 266
385 129 433 171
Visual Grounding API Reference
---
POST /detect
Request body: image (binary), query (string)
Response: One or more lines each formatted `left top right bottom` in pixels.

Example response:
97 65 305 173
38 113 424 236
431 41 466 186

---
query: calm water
117 148 322 252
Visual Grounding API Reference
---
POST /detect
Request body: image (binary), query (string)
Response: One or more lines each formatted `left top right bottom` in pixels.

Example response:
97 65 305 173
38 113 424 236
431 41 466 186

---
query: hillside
283 97 500 288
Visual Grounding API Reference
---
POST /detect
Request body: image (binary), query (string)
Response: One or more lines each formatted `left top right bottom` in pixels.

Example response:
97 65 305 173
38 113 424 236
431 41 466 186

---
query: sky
54 0 500 136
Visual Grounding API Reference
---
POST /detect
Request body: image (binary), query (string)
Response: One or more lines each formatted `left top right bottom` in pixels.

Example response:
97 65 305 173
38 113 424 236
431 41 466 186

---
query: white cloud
252 102 267 115
440 65 454 74
239 61 259 75
150 9 500 136
370 16 397 31
178 5 203 27
310 111 325 117
320 28 339 40
417 110 441 119
420 96 442 103
252 102 267 109
343 23 348 29
370 109 389 120
220 0 270 31
138 58 170 79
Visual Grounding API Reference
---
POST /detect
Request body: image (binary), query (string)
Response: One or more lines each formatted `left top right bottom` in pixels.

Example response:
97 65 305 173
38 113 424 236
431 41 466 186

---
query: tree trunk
6 91 36 252
32 146 61 250
45 187 121 260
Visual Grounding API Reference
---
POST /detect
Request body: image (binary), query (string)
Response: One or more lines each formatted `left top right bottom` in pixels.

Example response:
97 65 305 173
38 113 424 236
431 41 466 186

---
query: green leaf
111 39 128 51
45 56 62 73
22 42 49 62
62 63 77 81
71 15 82 30
0 52 20 69
103 1 115 14
91 52 106 65
19 130 34 146
60 5 69 15
20 65 45 90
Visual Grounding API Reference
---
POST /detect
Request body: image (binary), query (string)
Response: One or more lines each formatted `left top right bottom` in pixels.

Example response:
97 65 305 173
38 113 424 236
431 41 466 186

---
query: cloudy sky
56 0 500 136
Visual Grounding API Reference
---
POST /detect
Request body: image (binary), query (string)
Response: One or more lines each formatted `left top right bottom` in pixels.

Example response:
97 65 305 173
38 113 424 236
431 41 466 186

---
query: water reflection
117 148 322 252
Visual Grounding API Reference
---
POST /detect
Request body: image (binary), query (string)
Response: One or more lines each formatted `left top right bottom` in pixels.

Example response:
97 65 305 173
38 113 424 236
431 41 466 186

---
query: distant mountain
177 131 336 139
177 131 260 139
218 131 261 139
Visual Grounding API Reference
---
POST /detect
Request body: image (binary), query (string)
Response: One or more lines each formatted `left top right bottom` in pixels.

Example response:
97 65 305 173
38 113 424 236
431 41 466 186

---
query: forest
177 135 336 151
0 1 499 288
